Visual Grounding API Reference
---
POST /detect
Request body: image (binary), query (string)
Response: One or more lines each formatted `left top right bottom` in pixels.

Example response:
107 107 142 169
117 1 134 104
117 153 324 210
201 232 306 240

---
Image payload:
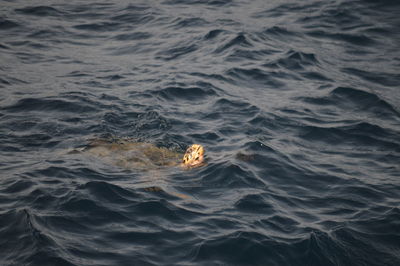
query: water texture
1 0 400 265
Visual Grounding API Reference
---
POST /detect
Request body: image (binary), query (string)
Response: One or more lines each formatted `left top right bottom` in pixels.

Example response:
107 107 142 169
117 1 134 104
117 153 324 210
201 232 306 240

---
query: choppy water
1 0 400 265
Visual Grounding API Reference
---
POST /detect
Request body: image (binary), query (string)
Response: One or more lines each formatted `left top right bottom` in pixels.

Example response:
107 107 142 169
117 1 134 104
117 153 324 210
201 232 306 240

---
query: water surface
1 0 400 265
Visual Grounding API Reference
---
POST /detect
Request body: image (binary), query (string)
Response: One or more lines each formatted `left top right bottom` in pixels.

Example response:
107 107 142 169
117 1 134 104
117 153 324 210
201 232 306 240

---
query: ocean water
1 0 400 265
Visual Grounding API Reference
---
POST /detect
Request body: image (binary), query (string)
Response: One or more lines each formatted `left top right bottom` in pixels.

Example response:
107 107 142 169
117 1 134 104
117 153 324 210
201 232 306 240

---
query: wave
2 97 99 113
299 86 400 118
0 18 20 30
155 42 199 61
1 0 400 265
163 0 234 7
226 67 286 88
214 33 252 54
150 85 218 102
15 6 65 17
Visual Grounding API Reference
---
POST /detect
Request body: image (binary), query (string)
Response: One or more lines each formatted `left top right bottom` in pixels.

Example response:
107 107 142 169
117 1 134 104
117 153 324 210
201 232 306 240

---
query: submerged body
79 138 204 170
71 138 205 199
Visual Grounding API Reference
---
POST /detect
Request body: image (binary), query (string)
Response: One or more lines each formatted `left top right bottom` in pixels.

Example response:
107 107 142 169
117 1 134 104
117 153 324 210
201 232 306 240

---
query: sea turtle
69 137 205 199
76 137 205 170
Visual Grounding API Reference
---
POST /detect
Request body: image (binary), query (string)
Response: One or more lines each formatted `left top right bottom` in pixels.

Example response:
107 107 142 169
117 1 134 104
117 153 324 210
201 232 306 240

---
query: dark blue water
1 0 400 265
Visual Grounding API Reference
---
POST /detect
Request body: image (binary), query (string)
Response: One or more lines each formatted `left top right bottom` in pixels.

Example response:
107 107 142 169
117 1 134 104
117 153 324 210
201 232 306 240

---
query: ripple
234 193 274 214
171 17 210 28
0 18 20 30
60 196 130 226
331 225 400 266
2 97 99 113
331 87 399 115
203 29 226 40
342 67 400 87
15 6 65 17
195 230 294 265
111 31 152 41
163 0 234 7
1 179 35 194
276 50 319 70
155 42 199 61
214 33 252 54
151 85 217 102
1 0 400 265
299 123 400 152
307 30 377 46
73 22 122 32
78 181 140 205
27 29 63 39
110 13 155 24
299 86 400 118
201 161 264 190
226 67 285 88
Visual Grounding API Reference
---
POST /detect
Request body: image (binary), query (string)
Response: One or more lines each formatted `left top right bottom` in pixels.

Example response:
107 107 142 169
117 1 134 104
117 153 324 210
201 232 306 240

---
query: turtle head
182 144 204 168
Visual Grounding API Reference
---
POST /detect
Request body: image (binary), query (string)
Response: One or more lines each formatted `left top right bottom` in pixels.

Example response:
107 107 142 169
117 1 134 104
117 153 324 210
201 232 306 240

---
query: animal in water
69 137 205 199
75 137 205 170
